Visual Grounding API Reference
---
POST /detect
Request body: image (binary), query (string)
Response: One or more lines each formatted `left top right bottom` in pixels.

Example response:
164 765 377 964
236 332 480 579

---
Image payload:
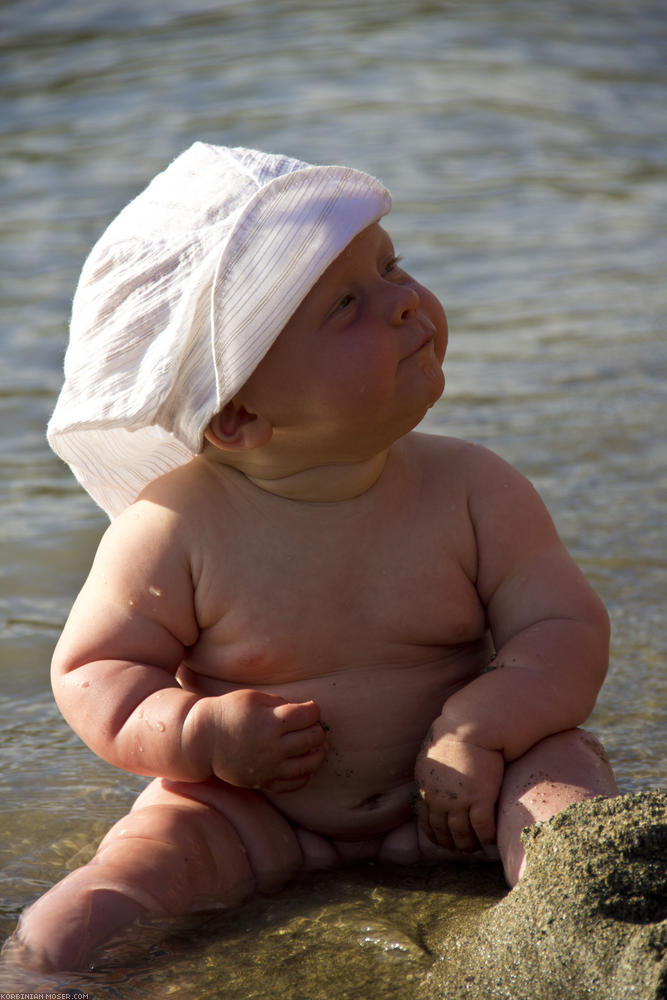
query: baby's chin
423 362 446 407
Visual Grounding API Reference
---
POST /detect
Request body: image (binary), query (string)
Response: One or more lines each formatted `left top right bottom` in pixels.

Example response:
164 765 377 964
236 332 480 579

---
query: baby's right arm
51 501 326 792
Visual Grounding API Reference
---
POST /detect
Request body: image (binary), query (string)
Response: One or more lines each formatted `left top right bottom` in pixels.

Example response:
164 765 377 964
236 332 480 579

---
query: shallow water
1 0 666 996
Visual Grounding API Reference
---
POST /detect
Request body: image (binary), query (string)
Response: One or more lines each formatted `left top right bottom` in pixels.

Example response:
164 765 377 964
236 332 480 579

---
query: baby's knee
534 726 606 757
99 798 256 911
520 727 617 792
561 727 612 767
143 778 305 894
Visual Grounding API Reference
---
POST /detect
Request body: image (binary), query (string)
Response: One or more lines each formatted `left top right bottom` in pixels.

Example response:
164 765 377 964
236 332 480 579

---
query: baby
10 143 617 971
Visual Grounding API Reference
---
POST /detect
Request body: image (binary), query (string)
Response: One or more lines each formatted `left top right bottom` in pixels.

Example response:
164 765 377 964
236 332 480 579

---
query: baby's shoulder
405 431 518 482
135 453 226 516
106 456 217 552
404 433 542 521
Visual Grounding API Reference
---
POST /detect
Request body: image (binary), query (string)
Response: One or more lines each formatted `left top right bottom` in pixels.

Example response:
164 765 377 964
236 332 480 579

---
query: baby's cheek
422 286 448 358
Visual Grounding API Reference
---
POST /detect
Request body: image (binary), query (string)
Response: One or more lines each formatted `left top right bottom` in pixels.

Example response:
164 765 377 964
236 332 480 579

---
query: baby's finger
276 744 327 780
264 774 312 794
416 799 455 851
281 723 327 758
446 809 480 853
469 802 497 846
273 699 321 732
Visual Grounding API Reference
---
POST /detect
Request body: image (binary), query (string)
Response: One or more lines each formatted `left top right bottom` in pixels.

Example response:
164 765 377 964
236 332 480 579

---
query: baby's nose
389 283 420 324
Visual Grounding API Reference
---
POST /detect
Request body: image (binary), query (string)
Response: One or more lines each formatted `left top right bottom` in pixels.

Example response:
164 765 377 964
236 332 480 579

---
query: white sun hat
47 142 391 519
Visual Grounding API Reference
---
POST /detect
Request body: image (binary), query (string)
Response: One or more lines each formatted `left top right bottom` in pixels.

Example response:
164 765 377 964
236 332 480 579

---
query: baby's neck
240 450 390 502
203 444 391 503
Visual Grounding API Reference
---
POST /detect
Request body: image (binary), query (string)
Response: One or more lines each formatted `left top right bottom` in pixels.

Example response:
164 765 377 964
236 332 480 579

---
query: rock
425 790 667 1000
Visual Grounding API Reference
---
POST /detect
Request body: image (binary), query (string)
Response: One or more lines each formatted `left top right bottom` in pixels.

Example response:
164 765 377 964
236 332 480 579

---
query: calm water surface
1 1 665 996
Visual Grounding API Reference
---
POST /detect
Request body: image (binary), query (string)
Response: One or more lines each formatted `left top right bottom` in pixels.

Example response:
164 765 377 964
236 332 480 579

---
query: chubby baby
9 143 617 971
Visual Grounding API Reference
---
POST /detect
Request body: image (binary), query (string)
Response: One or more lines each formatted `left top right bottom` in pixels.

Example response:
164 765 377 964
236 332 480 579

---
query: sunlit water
1 1 665 996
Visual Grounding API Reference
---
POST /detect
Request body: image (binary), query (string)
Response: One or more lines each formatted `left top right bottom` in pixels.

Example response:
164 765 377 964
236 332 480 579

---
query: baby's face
238 223 448 458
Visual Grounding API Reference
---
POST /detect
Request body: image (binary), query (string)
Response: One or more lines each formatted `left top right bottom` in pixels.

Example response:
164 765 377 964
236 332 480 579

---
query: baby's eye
384 254 404 275
334 293 355 312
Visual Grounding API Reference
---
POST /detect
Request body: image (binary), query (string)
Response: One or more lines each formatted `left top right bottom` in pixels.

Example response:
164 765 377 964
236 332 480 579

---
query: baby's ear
205 400 273 452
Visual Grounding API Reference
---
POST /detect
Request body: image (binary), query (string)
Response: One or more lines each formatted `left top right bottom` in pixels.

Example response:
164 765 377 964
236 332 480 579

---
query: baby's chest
192 520 485 682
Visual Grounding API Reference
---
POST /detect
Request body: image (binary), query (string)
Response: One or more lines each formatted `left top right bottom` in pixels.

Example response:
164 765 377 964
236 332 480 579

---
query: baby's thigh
131 777 305 895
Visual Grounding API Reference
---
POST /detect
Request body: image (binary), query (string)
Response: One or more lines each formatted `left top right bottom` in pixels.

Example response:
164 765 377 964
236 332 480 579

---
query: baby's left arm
416 445 610 852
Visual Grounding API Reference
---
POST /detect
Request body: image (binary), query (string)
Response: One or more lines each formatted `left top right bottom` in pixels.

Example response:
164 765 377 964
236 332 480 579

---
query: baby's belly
265 750 418 841
179 646 487 840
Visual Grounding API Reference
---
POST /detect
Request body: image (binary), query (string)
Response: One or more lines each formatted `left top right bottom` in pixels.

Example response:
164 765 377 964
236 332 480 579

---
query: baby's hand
206 689 327 793
414 732 504 853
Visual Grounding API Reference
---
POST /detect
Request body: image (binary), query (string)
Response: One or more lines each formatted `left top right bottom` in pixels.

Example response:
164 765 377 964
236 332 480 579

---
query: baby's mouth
403 323 436 361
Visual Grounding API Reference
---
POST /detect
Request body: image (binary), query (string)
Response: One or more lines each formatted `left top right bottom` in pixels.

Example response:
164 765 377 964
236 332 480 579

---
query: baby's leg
10 777 304 972
496 727 618 886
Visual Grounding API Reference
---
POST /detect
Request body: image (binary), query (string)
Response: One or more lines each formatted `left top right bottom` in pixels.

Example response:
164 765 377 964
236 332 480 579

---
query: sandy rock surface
425 790 667 1000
